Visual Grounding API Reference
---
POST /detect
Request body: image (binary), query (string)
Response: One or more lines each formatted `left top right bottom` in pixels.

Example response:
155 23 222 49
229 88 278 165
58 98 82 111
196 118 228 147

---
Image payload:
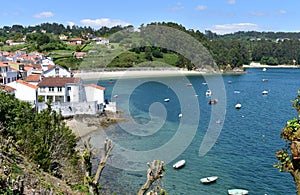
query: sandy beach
243 62 300 68
74 69 218 80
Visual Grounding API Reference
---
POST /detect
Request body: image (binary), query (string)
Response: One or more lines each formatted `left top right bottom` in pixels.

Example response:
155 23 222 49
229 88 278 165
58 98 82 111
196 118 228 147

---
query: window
67 96 71 102
57 87 62 92
67 87 71 91
49 87 54 92
55 67 59 76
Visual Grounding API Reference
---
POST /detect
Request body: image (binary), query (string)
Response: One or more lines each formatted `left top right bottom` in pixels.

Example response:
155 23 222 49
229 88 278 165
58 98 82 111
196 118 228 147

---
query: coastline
74 69 245 80
243 63 300 69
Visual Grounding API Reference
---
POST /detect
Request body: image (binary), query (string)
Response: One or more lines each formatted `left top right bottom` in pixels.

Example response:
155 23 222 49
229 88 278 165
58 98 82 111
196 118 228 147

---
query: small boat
178 113 183 118
262 68 267 71
235 103 242 109
228 80 232 84
202 82 207 85
164 98 170 102
186 83 192 87
200 176 218 184
262 90 268 95
208 99 218 105
206 90 212 96
216 119 222 124
228 189 249 195
262 78 268 82
173 160 185 169
234 90 240 94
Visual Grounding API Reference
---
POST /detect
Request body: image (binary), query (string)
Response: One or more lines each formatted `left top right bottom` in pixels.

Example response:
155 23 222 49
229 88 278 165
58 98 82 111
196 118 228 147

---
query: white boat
200 176 218 184
173 160 185 169
178 113 183 118
228 189 249 195
164 98 170 102
235 103 242 109
262 68 267 71
262 78 268 82
206 90 212 96
262 90 268 95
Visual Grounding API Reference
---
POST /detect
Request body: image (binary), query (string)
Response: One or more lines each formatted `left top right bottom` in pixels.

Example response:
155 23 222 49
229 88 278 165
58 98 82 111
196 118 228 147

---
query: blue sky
1 0 299 34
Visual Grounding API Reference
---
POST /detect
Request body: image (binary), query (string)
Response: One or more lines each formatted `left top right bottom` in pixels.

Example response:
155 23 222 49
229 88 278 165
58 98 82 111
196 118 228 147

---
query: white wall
84 86 105 104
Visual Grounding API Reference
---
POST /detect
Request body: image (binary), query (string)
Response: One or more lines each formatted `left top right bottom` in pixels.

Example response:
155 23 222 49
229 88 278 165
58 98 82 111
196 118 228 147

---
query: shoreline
74 69 244 80
243 64 300 68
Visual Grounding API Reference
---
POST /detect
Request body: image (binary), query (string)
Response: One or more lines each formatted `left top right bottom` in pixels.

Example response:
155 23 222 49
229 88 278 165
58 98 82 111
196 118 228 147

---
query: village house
6 80 38 104
43 65 73 78
0 62 18 84
25 74 42 85
93 37 109 45
69 38 86 45
37 77 84 103
83 84 105 105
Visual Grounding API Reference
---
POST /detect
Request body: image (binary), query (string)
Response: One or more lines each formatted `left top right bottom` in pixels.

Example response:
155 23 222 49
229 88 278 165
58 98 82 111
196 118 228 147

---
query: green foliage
275 90 300 173
0 91 80 175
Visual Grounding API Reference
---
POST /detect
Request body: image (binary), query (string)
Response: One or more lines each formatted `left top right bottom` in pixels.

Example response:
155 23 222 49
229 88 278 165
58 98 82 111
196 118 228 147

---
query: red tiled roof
84 84 105 90
38 77 81 87
16 80 38 90
1 85 15 93
26 74 41 82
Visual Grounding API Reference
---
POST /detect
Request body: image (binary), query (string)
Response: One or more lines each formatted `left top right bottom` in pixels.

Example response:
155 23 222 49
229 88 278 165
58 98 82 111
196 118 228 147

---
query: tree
275 90 300 195
37 34 50 45
138 160 166 195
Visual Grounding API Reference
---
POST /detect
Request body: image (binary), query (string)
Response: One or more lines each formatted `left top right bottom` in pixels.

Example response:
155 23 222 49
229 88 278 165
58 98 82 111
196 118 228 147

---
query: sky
1 0 300 35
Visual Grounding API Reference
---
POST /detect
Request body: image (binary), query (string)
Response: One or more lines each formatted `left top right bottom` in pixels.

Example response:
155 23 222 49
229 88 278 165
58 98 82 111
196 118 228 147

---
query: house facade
0 62 18 84
6 80 38 104
43 65 72 78
38 77 84 103
84 84 105 105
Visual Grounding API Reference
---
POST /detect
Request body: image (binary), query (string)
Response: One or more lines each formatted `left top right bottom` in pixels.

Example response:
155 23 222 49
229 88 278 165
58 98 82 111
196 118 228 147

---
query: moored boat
262 90 268 95
164 98 170 102
173 160 185 169
206 89 212 96
228 189 248 195
200 176 218 184
235 103 242 109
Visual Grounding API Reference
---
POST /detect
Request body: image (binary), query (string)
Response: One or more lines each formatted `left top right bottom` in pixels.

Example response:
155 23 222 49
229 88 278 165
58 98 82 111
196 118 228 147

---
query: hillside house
6 80 38 104
38 77 83 103
0 62 18 84
43 65 73 78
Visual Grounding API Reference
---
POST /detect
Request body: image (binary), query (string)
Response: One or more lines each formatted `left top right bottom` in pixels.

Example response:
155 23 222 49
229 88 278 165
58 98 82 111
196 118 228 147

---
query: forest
1 22 300 70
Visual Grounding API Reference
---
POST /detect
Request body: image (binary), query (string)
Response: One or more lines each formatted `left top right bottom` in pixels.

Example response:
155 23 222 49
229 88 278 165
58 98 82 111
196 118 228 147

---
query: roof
16 80 38 90
43 65 70 74
26 74 41 82
1 85 15 93
38 77 81 87
84 83 105 90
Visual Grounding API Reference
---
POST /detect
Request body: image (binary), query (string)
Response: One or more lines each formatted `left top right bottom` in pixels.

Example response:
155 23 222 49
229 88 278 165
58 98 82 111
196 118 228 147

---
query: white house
6 80 38 104
84 84 105 105
0 62 18 84
43 65 73 78
41 58 55 71
93 37 109 45
38 77 83 103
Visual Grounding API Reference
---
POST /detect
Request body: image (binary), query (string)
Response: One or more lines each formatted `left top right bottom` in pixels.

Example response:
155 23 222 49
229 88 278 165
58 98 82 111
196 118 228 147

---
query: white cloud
169 2 184 11
67 21 76 26
34 11 54 19
195 5 207 11
278 10 286 14
227 0 236 5
80 18 131 28
208 23 259 35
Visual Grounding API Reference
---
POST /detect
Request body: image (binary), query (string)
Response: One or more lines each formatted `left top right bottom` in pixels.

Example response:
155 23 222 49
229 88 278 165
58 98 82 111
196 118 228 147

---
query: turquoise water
93 68 300 194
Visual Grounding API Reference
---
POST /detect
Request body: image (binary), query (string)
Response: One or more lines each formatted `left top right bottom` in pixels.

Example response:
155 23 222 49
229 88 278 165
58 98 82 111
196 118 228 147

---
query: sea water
90 68 299 194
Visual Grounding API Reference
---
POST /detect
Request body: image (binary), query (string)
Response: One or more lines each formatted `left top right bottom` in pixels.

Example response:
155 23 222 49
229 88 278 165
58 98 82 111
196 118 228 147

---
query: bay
90 68 299 194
